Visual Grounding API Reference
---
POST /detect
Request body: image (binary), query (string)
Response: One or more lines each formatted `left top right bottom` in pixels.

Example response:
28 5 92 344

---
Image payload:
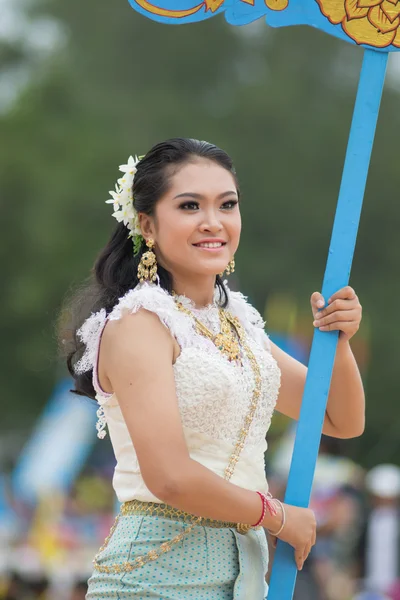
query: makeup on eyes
178 200 239 210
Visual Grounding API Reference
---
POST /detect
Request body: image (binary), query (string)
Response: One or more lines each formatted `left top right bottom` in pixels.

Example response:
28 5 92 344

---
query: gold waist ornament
93 293 263 574
120 499 262 531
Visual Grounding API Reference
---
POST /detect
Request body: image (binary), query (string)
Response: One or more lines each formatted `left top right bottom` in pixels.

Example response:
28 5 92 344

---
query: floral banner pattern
130 0 400 50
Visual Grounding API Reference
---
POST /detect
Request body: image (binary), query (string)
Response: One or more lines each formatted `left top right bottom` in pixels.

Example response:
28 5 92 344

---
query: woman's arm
271 286 365 439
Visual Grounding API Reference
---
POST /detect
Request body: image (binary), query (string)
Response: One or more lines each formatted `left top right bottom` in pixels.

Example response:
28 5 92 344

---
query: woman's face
143 159 241 279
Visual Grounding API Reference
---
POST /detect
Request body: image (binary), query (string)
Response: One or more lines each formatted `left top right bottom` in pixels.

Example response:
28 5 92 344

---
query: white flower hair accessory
105 155 144 256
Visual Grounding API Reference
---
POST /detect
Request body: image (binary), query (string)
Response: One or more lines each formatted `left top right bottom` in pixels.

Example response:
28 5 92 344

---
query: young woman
61 138 364 599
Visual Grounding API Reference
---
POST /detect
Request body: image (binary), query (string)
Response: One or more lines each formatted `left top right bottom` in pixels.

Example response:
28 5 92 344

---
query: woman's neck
171 275 217 309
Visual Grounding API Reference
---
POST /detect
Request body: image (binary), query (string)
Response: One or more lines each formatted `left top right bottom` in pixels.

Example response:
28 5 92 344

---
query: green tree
1 0 400 465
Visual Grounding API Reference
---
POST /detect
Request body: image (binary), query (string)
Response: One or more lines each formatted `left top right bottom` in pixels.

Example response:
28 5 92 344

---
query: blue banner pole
268 48 388 599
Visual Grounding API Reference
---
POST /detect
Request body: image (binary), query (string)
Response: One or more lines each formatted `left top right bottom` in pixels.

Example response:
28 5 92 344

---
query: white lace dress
75 281 281 503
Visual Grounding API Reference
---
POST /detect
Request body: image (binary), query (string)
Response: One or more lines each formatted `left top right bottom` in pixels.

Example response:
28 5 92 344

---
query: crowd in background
0 434 399 600
0 447 116 600
268 435 400 600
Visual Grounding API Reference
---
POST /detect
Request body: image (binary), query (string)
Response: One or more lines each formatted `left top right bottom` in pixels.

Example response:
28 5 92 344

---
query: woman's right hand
264 503 317 571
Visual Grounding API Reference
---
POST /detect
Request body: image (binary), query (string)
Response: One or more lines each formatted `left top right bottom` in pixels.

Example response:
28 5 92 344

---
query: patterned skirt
86 503 269 600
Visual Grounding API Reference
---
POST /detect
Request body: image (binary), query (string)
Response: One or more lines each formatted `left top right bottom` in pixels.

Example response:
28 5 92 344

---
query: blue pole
268 48 388 600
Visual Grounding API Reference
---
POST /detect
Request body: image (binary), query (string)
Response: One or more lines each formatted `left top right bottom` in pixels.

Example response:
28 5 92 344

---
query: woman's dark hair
59 138 239 399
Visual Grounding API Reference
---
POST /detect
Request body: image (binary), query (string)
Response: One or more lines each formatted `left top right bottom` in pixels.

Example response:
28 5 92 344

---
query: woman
61 138 364 599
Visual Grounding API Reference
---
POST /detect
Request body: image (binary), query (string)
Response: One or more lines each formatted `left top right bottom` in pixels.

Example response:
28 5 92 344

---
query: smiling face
138 158 241 281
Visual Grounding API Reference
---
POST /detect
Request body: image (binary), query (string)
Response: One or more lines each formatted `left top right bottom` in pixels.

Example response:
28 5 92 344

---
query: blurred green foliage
1 0 400 466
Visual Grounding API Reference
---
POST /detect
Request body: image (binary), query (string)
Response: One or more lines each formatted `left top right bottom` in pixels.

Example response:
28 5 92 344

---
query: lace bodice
75 282 281 453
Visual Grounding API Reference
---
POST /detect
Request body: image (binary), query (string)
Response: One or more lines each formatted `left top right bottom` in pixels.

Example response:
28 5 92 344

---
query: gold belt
121 499 261 534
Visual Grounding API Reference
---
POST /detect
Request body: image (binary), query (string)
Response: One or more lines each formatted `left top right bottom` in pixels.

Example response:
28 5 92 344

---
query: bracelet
252 492 267 527
252 491 279 527
267 499 286 537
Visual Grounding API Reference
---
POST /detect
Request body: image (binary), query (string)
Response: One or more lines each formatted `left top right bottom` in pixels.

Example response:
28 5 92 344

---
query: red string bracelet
252 491 279 527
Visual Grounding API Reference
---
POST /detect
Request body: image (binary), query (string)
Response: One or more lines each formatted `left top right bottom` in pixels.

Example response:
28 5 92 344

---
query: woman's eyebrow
173 191 238 200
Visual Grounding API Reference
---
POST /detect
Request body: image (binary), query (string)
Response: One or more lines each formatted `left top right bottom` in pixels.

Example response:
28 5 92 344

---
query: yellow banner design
134 0 255 18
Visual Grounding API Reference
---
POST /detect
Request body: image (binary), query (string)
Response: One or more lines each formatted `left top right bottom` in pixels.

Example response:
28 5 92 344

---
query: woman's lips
192 243 226 252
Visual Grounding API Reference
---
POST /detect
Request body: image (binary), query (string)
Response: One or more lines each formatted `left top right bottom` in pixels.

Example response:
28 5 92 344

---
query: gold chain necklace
172 293 241 364
93 295 262 574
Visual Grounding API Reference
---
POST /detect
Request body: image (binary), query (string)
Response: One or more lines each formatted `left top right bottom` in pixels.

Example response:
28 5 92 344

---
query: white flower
106 155 142 241
105 184 122 212
111 209 125 223
119 155 139 175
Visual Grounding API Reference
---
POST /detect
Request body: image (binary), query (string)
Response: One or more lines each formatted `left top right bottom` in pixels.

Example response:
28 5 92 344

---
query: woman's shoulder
74 282 184 375
76 283 173 349
108 281 175 322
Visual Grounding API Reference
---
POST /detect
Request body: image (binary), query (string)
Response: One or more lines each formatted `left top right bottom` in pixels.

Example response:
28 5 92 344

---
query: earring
226 257 235 275
219 256 235 277
137 238 158 283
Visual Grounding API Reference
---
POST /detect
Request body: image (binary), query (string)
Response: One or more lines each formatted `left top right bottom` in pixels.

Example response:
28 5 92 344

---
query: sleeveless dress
75 281 281 600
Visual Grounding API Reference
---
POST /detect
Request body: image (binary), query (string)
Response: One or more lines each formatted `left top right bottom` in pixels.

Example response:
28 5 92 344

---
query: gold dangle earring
226 257 235 275
137 238 158 283
219 256 235 277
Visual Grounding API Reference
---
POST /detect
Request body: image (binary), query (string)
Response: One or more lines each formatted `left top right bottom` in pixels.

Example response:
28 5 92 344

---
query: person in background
268 432 364 600
308 436 364 600
357 464 400 597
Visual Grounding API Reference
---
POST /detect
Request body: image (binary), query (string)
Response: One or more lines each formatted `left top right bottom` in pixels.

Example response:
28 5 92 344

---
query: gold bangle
267 499 286 537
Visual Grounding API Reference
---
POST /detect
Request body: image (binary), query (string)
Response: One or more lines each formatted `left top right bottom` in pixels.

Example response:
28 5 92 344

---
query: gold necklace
172 293 241 363
92 294 262 574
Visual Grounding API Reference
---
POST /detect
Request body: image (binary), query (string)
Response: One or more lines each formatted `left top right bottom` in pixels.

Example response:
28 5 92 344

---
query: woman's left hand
311 286 362 342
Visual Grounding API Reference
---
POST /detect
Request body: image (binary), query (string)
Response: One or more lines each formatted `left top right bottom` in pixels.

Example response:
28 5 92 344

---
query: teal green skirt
86 514 269 599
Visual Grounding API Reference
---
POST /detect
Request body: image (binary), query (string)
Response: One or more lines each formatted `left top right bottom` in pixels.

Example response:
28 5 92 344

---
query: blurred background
1 0 400 598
